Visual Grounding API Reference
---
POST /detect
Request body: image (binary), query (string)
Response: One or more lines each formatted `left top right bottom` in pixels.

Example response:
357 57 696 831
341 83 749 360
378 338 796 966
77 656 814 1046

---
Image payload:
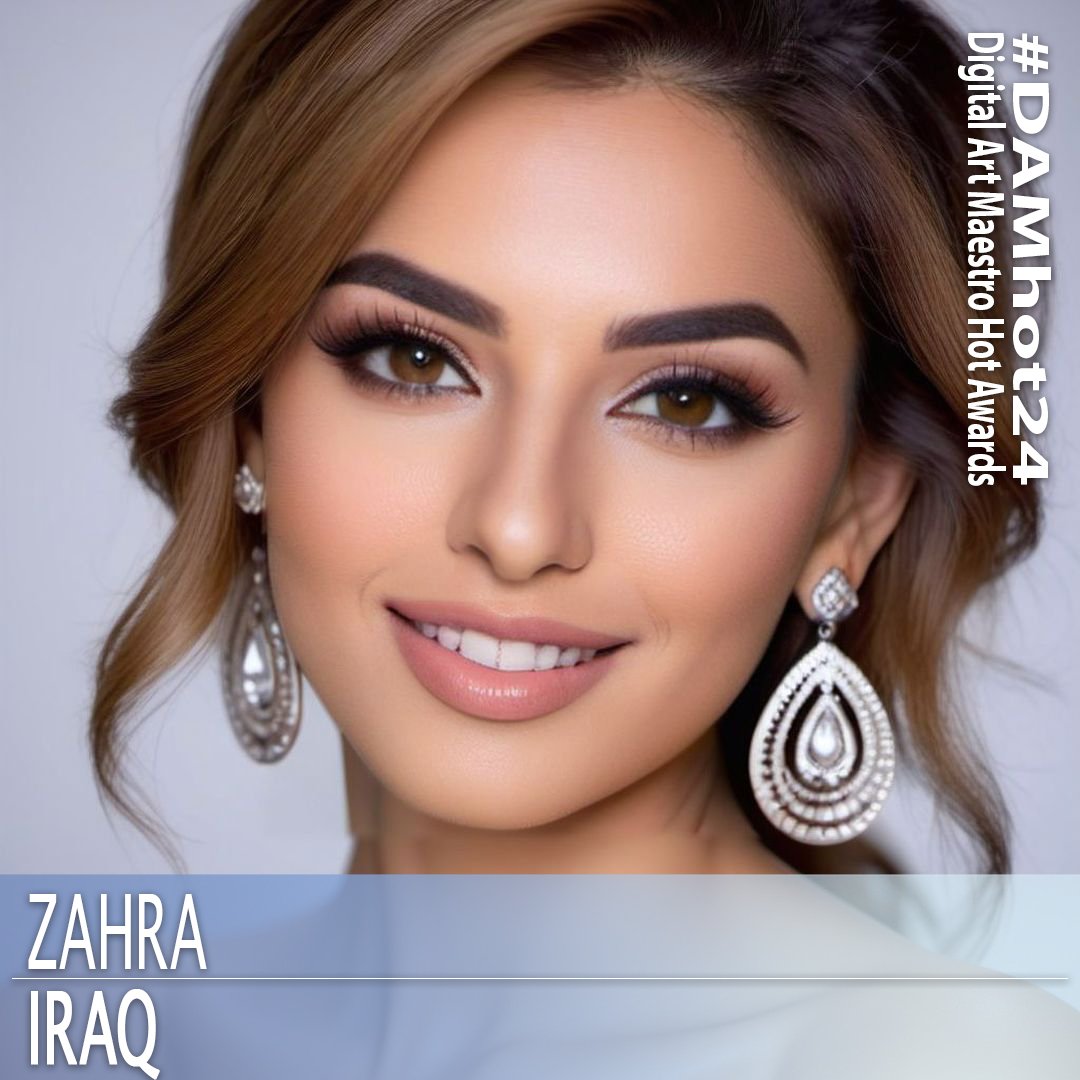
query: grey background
1 0 1076 872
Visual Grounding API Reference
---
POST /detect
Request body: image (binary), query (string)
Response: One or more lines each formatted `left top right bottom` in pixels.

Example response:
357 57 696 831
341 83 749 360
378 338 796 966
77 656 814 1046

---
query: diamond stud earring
233 463 265 515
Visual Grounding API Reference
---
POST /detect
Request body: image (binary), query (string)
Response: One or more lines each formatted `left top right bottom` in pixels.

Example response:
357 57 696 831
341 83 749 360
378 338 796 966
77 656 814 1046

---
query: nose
445 402 594 582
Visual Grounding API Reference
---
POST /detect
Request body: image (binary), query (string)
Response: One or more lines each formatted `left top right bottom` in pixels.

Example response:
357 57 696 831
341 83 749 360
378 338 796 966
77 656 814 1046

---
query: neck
341 730 794 875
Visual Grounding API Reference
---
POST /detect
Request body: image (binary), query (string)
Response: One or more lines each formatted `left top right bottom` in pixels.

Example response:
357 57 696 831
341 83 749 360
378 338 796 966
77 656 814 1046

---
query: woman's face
249 65 860 834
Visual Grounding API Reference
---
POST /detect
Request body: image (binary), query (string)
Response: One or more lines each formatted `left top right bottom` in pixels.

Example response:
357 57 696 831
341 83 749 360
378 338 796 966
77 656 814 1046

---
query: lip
387 607 629 722
383 598 634 651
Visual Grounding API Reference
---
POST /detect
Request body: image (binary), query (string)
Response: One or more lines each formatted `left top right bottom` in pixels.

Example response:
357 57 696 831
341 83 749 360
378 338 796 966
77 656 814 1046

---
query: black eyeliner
310 311 796 447
627 360 794 434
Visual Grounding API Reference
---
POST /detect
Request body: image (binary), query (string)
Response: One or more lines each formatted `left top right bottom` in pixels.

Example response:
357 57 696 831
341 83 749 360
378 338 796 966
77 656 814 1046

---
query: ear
794 442 915 618
236 411 266 486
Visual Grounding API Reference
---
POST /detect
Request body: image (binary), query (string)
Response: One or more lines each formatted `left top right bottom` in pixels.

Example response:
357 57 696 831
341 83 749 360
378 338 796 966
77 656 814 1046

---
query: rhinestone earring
233 463 265 514
748 567 896 845
221 465 302 762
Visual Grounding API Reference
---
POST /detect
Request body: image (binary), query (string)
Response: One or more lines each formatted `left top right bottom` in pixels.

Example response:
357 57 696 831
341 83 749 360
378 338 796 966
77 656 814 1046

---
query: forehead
355 64 856 362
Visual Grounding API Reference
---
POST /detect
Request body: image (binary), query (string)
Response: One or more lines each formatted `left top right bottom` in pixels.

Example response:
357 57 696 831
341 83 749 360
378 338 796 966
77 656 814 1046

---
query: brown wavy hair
93 0 1042 873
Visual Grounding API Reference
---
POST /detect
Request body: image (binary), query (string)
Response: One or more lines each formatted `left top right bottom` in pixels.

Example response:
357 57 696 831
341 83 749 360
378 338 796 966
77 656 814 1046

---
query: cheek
605 426 844 717
254 356 447 660
264 354 452 554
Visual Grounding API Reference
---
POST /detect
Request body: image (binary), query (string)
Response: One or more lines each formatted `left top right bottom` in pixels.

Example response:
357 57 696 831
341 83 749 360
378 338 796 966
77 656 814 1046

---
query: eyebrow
324 251 807 368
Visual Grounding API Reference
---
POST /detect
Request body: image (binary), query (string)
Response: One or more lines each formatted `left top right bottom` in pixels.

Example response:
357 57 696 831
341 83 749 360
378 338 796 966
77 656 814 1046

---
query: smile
386 607 629 722
409 618 616 671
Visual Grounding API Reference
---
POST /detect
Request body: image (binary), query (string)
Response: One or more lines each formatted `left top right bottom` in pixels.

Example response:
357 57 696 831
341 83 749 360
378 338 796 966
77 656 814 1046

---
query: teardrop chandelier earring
220 463 302 762
749 567 895 845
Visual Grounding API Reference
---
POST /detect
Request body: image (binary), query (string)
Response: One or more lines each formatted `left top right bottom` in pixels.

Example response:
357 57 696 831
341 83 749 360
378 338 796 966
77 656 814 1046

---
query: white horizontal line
11 975 1069 982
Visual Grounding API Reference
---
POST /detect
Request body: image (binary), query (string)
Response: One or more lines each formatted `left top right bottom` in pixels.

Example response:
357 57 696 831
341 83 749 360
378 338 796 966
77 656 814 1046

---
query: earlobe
795 444 915 616
236 413 266 484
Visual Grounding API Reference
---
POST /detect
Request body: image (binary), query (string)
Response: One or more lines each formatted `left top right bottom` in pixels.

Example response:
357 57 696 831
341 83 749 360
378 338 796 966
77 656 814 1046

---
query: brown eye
311 313 479 400
623 382 737 432
386 341 449 385
655 387 717 428
347 336 471 392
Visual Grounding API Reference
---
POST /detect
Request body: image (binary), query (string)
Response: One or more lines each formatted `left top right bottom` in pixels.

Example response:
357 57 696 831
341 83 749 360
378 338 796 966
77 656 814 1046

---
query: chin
374 758 601 833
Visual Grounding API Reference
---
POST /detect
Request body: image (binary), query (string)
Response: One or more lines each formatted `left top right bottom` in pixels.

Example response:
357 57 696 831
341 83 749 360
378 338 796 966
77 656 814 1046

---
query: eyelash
309 308 794 450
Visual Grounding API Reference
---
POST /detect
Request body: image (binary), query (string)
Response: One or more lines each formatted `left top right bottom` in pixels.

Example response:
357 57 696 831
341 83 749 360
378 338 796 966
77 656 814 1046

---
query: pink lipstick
385 604 631 722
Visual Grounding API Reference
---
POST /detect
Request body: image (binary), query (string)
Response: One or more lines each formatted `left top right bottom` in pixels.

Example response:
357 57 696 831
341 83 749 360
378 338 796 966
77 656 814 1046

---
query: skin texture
241 64 912 873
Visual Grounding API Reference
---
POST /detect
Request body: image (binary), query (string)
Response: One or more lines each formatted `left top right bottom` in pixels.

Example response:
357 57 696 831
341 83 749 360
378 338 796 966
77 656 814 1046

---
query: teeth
414 620 599 672
459 628 499 668
534 644 561 670
495 638 541 672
